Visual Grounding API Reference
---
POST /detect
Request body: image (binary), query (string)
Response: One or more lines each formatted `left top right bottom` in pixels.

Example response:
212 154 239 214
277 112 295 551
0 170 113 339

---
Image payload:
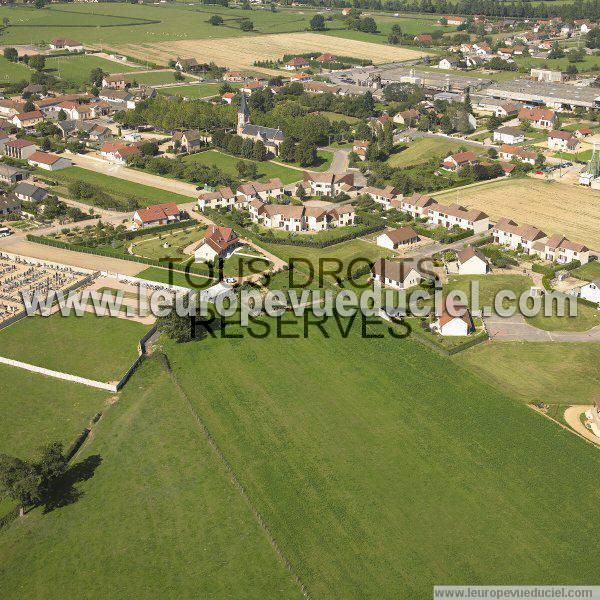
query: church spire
237 93 250 133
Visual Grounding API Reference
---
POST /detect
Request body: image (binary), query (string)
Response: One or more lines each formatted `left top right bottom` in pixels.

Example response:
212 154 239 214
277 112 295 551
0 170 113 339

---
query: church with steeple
236 93 284 156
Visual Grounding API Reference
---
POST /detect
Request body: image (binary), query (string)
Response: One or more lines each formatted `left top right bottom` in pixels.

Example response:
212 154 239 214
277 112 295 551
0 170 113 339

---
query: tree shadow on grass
41 455 103 514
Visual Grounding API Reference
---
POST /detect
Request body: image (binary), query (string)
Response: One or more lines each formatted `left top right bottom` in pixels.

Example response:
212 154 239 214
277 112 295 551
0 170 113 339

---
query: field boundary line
159 352 311 599
528 404 600 450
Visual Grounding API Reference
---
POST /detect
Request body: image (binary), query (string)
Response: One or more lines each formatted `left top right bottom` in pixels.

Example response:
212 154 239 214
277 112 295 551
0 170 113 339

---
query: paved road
483 314 600 342
326 148 350 173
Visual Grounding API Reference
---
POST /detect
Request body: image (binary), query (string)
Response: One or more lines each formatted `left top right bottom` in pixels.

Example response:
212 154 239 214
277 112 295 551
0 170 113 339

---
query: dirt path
563 405 600 446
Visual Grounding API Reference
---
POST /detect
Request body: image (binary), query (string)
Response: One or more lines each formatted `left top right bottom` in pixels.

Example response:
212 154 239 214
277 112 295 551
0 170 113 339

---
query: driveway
483 313 600 342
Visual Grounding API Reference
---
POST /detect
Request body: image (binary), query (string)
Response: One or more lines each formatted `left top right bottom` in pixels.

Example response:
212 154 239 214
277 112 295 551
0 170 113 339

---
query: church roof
241 124 284 142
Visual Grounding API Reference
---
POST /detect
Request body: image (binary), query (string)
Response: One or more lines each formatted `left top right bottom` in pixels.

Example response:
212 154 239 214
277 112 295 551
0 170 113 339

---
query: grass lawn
460 341 600 406
161 314 600 596
44 54 140 86
128 70 192 86
277 149 333 172
525 296 600 332
40 166 192 207
514 54 600 75
131 224 207 262
183 150 302 185
0 55 31 85
0 358 299 598
0 313 147 382
387 137 486 168
157 83 223 99
317 111 360 124
572 261 600 282
0 364 109 459
136 266 215 289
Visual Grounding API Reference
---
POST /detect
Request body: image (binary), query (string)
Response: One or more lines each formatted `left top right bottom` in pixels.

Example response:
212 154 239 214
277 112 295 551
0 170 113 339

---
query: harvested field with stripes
115 31 428 73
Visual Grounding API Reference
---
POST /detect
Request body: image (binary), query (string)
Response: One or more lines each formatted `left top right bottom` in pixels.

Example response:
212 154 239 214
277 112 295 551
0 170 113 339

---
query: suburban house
371 259 422 290
433 298 474 336
414 34 433 44
376 226 420 250
100 142 140 164
498 144 537 165
352 139 370 160
316 52 336 62
361 185 400 209
493 218 548 254
443 16 466 26
396 193 436 218
0 164 27 184
0 195 21 216
579 280 600 305
49 38 83 51
198 187 237 211
132 203 182 230
248 201 355 232
493 126 525 145
547 130 580 152
302 172 355 197
237 94 284 155
442 151 478 172
98 89 134 108
438 58 462 70
574 127 593 138
284 57 310 70
540 234 590 265
194 225 239 263
175 57 198 71
172 130 207 153
393 109 420 126
101 74 132 90
54 101 96 121
222 92 236 104
517 107 557 129
27 151 72 171
11 110 44 129
427 203 490 234
3 139 38 160
495 102 522 118
0 99 25 118
13 182 48 203
457 246 489 275
235 178 284 206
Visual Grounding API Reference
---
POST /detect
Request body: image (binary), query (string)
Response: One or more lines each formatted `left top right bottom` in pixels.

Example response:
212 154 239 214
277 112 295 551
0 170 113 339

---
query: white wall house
457 246 489 275
493 126 524 145
197 187 236 211
376 226 419 250
27 151 72 171
547 130 580 152
361 186 400 209
371 259 422 290
427 203 490 234
580 280 600 305
493 218 548 254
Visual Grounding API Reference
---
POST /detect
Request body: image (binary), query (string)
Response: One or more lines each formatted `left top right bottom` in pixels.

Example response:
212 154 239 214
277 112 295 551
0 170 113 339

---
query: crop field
116 31 428 71
388 138 487 168
432 177 600 251
0 364 109 458
43 54 140 86
0 358 299 598
182 150 302 185
0 313 146 382
40 166 192 207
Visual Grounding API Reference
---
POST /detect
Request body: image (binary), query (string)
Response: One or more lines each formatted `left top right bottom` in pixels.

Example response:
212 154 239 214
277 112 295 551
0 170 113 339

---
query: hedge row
412 224 474 245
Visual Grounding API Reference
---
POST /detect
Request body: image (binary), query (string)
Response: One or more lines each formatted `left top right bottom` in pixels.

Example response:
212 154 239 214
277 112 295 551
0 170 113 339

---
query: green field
0 55 31 85
460 341 600 407
0 313 146 382
387 137 486 168
572 261 600 282
40 166 193 207
44 53 140 86
183 150 302 185
0 358 299 598
128 70 192 86
514 54 600 75
158 82 223 99
0 364 109 458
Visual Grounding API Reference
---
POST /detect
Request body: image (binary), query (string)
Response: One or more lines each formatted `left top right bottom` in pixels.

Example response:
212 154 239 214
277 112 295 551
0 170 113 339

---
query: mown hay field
115 31 428 71
432 177 600 250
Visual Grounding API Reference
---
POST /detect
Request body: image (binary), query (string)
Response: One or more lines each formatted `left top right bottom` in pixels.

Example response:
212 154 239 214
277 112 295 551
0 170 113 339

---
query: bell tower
238 93 250 134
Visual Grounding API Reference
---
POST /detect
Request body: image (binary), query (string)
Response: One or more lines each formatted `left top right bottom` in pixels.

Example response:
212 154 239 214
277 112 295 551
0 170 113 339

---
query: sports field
432 177 600 250
44 54 140 86
388 138 487 168
117 31 428 71
0 313 146 382
0 364 109 458
40 166 192 207
182 150 302 185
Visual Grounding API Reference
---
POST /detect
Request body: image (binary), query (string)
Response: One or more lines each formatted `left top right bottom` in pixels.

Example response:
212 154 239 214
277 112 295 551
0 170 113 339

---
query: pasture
0 364 109 458
0 55 31 85
387 138 487 168
41 166 192 207
432 177 600 250
0 312 146 382
157 83 223 99
116 31 428 71
162 314 600 597
0 358 299 598
127 69 193 86
44 53 140 86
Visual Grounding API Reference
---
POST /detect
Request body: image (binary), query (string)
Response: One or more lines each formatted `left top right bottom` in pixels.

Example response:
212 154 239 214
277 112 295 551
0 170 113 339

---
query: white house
10 110 44 129
493 218 548 254
194 225 239 263
540 234 590 265
303 172 355 197
27 151 72 171
493 126 525 145
579 280 600 305
235 178 284 206
498 144 537 165
198 187 237 211
361 185 400 209
100 142 140 164
433 298 474 336
438 58 461 70
376 226 420 250
132 203 182 230
547 130 580 152
371 259 422 290
396 193 436 218
49 38 84 52
456 246 489 275
427 203 490 234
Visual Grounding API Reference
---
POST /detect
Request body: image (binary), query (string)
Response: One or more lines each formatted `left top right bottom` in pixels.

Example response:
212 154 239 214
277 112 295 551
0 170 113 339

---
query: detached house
457 246 489 275
393 109 420 126
493 126 525 145
499 144 537 165
101 74 132 90
49 38 83 52
175 57 199 72
284 57 310 70
442 151 478 172
427 203 490 234
371 259 422 290
197 187 237 211
495 102 522 118
27 151 72 171
547 130 580 152
194 225 239 263
132 202 182 230
13 182 48 203
376 226 420 250
11 110 44 129
518 107 556 129
100 142 140 164
433 297 474 337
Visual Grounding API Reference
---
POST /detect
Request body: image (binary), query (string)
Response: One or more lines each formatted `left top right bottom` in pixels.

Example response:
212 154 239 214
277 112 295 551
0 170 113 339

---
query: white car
0 227 13 237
